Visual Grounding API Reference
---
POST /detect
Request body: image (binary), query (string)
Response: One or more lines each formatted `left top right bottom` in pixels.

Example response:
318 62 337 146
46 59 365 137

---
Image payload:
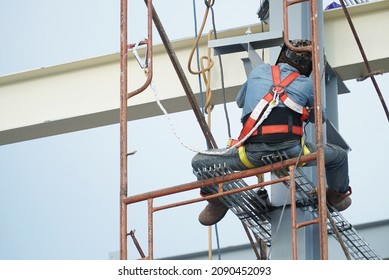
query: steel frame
119 0 328 260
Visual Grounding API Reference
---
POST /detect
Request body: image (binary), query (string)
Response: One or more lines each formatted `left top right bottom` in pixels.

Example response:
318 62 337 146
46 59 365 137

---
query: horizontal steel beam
0 1 387 145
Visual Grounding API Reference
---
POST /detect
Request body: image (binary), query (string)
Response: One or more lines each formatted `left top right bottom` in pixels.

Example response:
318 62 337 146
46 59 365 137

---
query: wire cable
192 0 221 260
207 1 232 138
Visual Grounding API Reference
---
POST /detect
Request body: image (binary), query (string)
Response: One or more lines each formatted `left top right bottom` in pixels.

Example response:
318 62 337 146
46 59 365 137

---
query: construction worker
192 39 352 226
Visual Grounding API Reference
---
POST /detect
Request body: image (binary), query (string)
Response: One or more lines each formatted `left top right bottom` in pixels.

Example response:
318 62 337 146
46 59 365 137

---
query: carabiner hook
132 39 148 70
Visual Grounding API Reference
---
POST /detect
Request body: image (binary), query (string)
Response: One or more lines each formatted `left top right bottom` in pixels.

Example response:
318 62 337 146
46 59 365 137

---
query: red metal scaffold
119 0 332 260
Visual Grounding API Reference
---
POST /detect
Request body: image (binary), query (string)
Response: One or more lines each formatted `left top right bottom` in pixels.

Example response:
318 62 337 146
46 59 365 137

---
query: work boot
198 198 228 226
326 187 352 212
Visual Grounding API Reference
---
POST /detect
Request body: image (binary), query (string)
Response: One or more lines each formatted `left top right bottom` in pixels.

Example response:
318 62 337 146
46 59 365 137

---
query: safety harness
229 65 310 168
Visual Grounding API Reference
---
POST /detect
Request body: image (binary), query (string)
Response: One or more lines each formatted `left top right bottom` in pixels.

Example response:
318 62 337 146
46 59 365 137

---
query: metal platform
194 164 273 246
194 152 381 260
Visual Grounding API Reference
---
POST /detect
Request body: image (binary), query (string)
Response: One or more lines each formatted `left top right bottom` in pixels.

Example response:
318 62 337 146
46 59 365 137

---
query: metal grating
265 152 381 260
194 152 381 260
194 164 272 246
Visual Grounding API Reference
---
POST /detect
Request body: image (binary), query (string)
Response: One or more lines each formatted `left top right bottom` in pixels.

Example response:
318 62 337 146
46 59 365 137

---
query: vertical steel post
309 0 328 260
120 0 153 260
283 0 328 259
289 165 298 259
119 0 128 260
148 199 154 260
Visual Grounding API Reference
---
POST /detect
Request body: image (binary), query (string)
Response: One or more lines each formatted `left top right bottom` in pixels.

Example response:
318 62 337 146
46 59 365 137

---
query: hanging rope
188 0 215 124
191 0 222 261
192 0 205 115
188 0 232 138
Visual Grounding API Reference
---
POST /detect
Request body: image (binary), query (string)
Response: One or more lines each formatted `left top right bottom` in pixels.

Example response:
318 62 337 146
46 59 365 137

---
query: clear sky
0 0 388 260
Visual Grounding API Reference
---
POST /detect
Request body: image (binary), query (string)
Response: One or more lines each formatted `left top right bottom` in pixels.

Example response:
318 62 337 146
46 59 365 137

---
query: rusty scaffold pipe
283 0 328 259
339 0 389 122
120 0 153 260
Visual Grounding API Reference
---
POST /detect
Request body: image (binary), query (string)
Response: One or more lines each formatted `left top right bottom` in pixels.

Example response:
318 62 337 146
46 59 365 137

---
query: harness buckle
272 84 285 94
271 86 282 105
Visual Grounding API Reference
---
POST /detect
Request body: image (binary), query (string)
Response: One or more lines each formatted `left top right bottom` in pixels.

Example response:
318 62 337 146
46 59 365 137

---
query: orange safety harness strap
230 65 308 147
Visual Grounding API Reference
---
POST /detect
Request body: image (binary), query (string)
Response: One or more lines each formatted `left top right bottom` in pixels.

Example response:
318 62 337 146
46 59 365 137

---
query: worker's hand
306 106 327 123
306 106 314 112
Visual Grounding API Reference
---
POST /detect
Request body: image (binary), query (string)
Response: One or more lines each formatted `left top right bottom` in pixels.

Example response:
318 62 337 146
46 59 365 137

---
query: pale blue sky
1 0 388 260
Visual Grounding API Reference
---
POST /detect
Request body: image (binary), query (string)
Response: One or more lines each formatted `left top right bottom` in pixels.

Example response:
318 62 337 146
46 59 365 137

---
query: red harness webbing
230 65 308 147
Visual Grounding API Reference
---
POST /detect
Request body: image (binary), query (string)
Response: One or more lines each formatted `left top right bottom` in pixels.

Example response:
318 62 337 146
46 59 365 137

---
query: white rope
201 91 280 155
150 80 280 155
150 81 203 153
